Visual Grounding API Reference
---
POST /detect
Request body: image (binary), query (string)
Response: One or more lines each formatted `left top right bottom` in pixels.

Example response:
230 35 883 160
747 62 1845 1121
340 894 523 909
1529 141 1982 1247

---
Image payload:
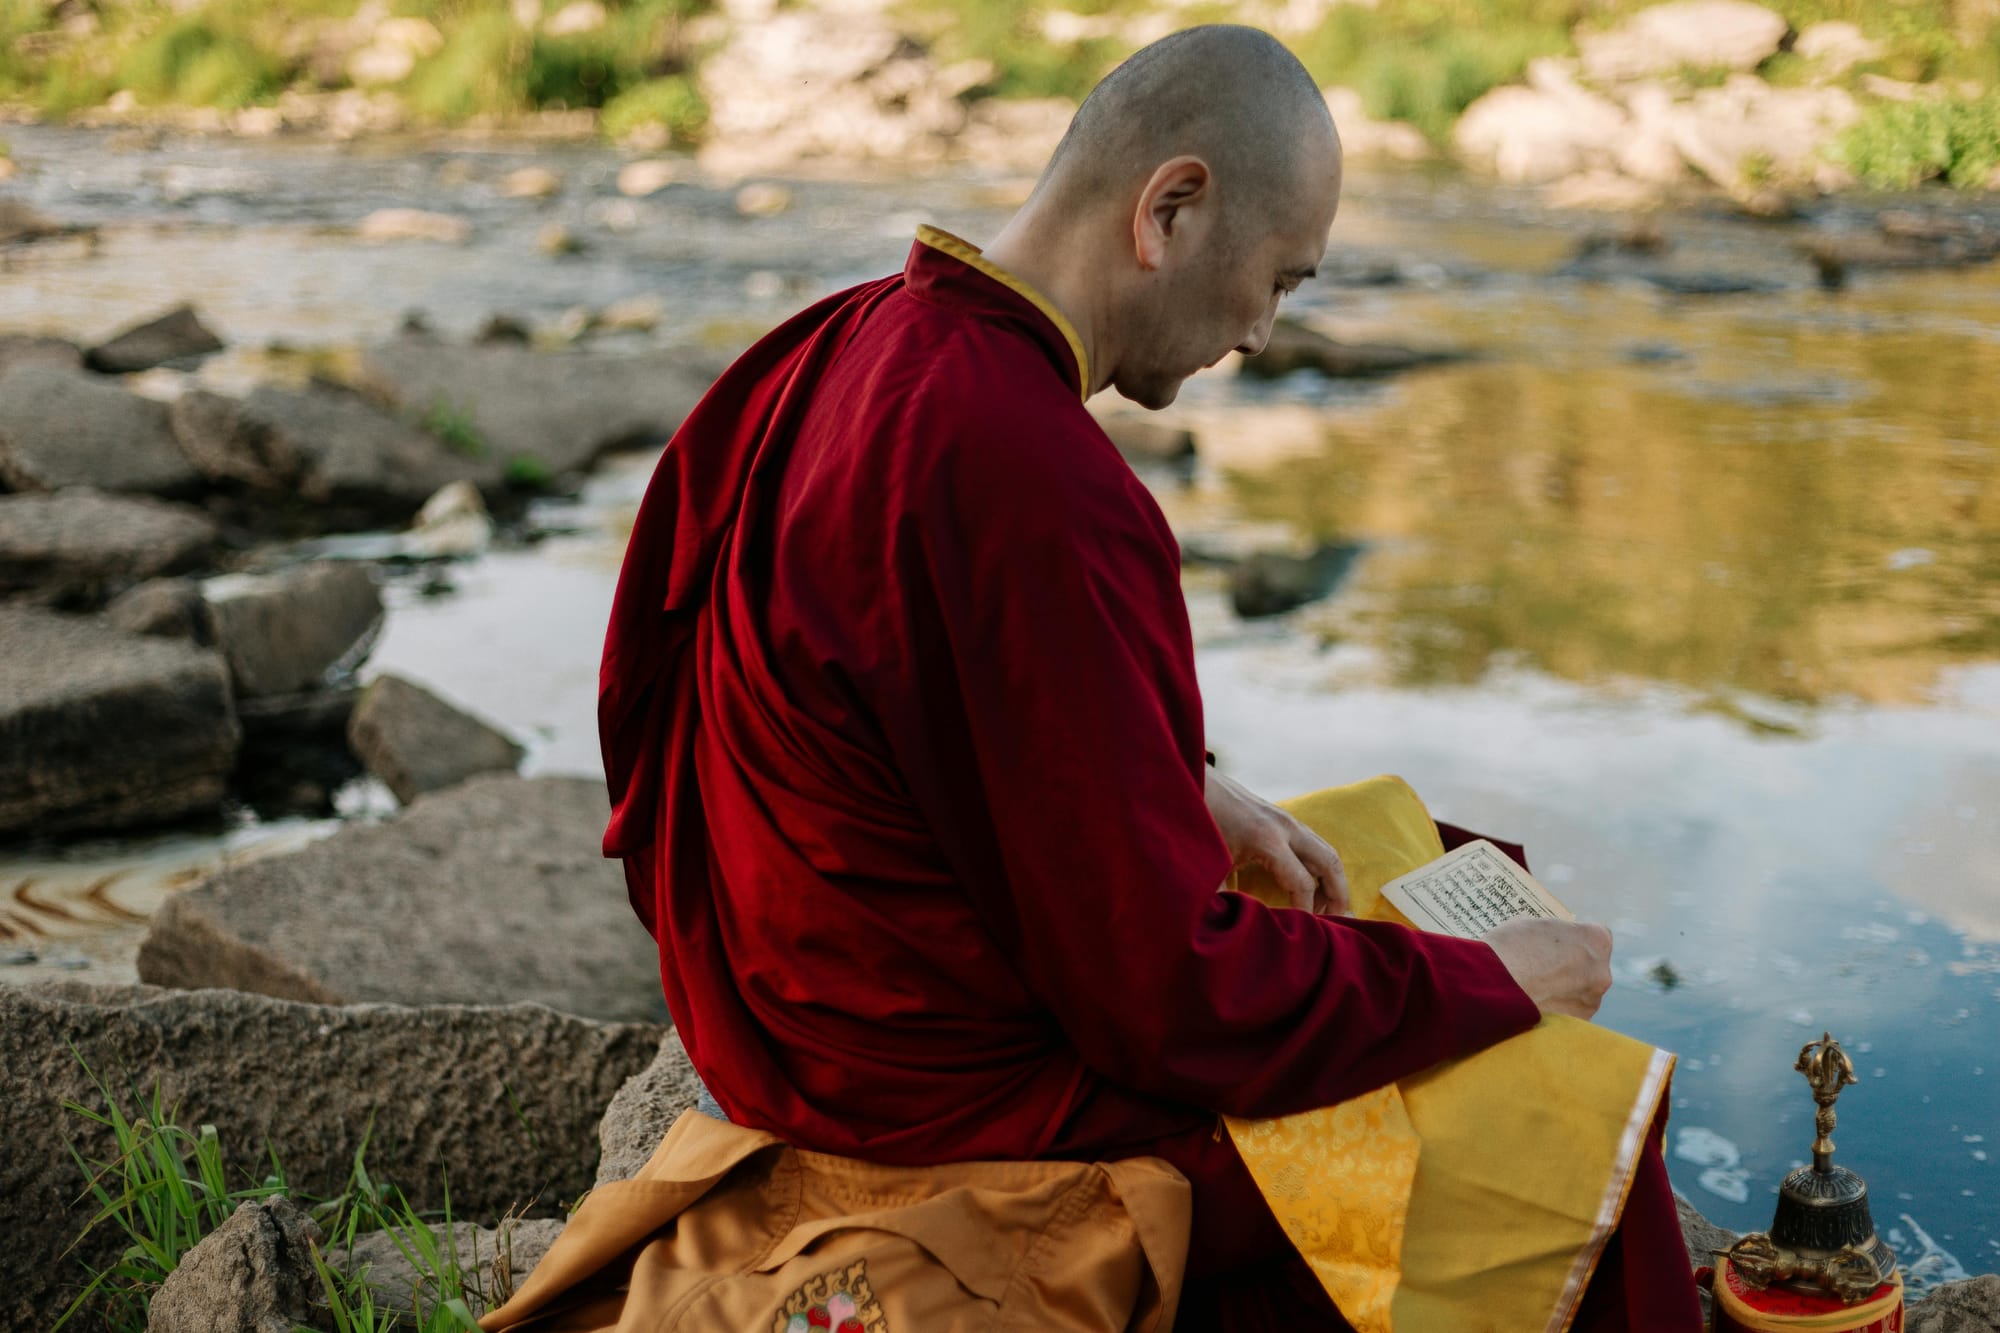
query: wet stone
346 672 524 805
0 488 218 608
204 560 383 698
0 363 204 497
84 303 225 374
1240 319 1464 381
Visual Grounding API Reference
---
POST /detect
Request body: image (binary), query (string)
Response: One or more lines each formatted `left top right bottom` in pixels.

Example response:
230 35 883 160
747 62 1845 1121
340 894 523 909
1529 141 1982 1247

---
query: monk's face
1113 147 1341 409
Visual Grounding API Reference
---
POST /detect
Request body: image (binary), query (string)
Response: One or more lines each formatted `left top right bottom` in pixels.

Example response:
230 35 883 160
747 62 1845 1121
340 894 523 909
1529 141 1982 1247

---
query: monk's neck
982 221 1111 398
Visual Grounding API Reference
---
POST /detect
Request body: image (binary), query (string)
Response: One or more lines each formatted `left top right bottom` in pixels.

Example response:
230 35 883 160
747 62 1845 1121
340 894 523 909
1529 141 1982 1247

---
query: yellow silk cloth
1226 776 1675 1333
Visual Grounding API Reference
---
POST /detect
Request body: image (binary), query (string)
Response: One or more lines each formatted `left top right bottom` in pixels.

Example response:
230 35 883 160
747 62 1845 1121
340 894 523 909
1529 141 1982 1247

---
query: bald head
1037 25 1339 228
982 25 1344 408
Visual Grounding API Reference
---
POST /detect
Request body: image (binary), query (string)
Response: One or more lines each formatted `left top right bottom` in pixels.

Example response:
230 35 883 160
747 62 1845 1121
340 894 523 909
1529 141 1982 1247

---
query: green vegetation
1837 91 2000 189
600 72 706 143
503 454 554 488
57 1057 484 1332
423 399 488 458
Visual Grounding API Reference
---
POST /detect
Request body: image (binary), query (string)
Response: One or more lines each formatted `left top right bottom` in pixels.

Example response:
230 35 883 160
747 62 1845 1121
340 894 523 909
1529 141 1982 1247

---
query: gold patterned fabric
1226 776 1675 1333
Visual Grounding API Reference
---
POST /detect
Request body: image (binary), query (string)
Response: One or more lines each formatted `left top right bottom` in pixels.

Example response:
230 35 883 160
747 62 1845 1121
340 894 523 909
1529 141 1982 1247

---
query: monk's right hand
1480 918 1614 1020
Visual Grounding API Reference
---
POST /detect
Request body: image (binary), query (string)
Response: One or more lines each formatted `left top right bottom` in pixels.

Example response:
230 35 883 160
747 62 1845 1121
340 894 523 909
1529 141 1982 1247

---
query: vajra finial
1796 1032 1858 1175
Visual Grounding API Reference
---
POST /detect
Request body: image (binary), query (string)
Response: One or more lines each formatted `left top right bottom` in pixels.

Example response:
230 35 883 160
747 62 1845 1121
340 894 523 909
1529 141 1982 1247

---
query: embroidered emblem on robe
774 1259 889 1333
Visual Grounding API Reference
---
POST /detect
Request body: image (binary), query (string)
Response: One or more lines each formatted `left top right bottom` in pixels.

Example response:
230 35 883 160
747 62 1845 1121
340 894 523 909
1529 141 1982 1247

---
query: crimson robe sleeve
904 415 1541 1119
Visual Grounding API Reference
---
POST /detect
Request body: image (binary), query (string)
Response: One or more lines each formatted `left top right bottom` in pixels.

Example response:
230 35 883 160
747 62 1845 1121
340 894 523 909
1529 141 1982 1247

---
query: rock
347 16 444 85
1240 319 1462 380
1802 235 1998 290
404 478 493 558
341 1217 564 1318
358 336 709 479
146 1197 322 1333
137 774 666 1021
734 181 792 217
234 685 364 818
0 197 69 245
595 294 664 334
1662 78 1859 201
347 673 524 805
1454 62 1630 183
0 489 218 607
1545 171 1667 211
499 165 562 199
106 576 216 641
1230 544 1363 619
1578 1 1789 83
0 363 204 496
956 97 1076 174
1908 1274 2000 1331
0 606 238 838
168 387 302 493
358 208 471 243
595 1029 703 1185
1793 21 1884 76
544 0 607 36
204 560 383 698
697 9 973 172
538 221 584 255
1673 1191 1739 1266
84 303 225 374
476 313 535 344
1322 86 1432 163
0 333 83 377
0 982 661 1330
616 158 680 197
1090 410 1196 468
235 382 489 523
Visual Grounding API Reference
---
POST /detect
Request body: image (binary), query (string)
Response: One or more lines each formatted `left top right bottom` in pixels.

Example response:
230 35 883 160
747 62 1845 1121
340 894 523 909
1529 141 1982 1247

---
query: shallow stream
2 124 1995 1275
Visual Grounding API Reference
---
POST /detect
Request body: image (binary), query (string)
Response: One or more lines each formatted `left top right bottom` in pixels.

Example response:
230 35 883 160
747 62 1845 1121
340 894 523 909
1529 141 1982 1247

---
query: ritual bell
1709 1033 1904 1332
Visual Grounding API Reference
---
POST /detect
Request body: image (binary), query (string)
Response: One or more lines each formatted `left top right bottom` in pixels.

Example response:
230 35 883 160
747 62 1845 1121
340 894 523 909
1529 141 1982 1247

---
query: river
2 122 1995 1278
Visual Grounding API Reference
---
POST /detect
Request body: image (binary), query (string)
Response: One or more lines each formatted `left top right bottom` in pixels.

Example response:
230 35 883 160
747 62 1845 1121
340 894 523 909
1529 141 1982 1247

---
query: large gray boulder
146 1197 323 1333
0 981 661 1331
358 336 708 479
0 606 239 838
86 303 225 375
0 488 219 607
204 560 383 698
0 362 204 496
1910 1274 2000 1331
138 773 666 1022
347 672 525 805
594 1029 703 1185
172 383 487 526
0 332 83 378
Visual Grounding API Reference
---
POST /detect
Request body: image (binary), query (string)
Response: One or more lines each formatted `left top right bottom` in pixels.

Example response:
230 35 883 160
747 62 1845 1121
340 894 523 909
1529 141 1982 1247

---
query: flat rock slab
359 336 709 478
85 303 225 374
0 362 204 496
348 672 524 804
0 333 83 378
205 560 383 697
0 606 238 839
138 773 666 1022
0 981 661 1330
1240 320 1464 380
0 488 218 607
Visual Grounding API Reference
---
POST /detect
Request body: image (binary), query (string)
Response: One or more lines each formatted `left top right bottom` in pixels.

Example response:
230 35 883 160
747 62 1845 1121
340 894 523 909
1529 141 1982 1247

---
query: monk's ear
1132 156 1211 271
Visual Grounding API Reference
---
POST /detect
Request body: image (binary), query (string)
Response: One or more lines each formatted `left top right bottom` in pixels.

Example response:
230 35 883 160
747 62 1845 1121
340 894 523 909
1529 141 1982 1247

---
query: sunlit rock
500 165 563 199
357 208 470 244
1578 0 1788 83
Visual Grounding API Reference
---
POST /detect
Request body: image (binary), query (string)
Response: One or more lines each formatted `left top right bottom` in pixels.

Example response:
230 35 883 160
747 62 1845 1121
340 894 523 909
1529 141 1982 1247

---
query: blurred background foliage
0 0 1996 185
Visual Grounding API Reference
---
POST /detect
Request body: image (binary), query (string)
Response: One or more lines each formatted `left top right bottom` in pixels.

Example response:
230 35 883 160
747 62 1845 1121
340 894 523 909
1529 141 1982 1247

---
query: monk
593 23 1703 1331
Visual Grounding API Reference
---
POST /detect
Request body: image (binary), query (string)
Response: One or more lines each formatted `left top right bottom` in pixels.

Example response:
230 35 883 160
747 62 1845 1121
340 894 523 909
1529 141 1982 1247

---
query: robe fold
598 226 1699 1329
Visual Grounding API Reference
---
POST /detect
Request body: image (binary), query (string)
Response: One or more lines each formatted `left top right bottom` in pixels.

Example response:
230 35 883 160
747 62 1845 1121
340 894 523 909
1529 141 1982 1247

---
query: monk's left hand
1204 767 1351 915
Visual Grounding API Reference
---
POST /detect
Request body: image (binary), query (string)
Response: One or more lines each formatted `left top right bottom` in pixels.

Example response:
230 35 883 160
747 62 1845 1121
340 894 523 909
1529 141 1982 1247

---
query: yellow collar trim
915 224 1090 400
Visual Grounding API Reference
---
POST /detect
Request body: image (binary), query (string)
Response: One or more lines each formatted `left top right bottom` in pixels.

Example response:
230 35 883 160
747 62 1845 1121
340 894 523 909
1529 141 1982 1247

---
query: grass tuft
1836 92 2000 190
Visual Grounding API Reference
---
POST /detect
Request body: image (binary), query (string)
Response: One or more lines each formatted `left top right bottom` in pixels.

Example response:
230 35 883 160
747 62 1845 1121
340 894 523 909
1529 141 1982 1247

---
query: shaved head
1037 25 1338 233
985 25 1345 409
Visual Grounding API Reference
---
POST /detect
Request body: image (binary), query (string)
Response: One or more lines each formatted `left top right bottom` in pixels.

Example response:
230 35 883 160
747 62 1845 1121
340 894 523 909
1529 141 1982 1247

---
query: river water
2 124 1996 1276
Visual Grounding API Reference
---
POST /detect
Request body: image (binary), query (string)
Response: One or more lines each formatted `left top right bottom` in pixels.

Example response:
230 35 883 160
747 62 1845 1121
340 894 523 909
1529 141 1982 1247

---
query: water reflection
1217 336 1998 710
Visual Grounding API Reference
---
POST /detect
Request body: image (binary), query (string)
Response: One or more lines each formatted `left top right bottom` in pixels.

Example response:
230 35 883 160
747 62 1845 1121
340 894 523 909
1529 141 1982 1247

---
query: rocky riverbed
3 120 1999 1326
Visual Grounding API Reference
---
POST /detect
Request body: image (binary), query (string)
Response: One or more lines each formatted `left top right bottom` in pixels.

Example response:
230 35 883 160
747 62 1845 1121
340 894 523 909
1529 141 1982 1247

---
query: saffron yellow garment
1226 776 1675 1333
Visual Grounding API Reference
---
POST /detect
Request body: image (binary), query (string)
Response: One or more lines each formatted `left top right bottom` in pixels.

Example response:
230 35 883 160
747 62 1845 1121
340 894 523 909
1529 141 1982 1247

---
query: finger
1254 846 1319 913
1292 831 1350 915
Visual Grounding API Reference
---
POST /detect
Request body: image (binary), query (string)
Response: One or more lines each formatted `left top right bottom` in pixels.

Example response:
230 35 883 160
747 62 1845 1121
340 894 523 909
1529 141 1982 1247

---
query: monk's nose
1237 315 1274 358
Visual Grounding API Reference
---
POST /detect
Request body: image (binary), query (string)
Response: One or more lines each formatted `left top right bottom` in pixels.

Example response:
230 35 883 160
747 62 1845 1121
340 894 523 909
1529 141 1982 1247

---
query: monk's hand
1481 918 1614 1020
1203 767 1351 915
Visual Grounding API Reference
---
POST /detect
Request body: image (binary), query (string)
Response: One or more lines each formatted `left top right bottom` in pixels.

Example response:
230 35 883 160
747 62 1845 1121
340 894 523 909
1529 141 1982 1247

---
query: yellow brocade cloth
1226 776 1675 1333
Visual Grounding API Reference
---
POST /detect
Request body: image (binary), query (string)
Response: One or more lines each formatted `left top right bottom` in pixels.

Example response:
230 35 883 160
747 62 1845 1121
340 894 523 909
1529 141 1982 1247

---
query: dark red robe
600 230 1699 1330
